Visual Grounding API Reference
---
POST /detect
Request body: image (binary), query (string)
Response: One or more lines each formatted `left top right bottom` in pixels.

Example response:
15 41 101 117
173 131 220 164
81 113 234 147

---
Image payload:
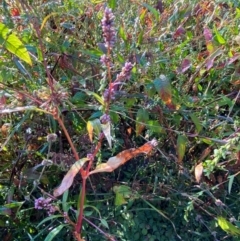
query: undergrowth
0 0 240 240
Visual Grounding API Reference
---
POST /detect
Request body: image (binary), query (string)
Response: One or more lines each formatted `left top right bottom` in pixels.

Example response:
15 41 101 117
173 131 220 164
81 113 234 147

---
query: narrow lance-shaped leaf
142 3 160 19
53 158 89 197
228 175 235 194
217 216 240 236
177 135 188 164
119 25 127 42
190 113 202 133
87 119 101 142
44 224 67 241
214 25 226 45
0 23 32 65
136 108 149 136
89 139 158 175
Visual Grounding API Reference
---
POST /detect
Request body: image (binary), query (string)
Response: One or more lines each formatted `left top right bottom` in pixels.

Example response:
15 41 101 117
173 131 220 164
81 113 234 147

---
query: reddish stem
56 117 81 163
75 133 104 235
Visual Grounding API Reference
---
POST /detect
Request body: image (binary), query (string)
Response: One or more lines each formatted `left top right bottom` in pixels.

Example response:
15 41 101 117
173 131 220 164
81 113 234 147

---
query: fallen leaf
89 139 158 175
54 158 89 197
195 162 203 183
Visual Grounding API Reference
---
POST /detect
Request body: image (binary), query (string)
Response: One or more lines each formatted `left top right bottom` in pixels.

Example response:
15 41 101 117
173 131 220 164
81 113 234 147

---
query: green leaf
153 75 172 105
108 0 117 9
87 118 102 142
119 25 127 42
142 3 160 19
82 90 104 106
177 135 188 164
44 224 67 241
0 23 32 65
190 113 202 133
114 192 127 206
214 26 226 45
147 120 163 133
228 175 235 194
137 31 144 46
217 217 240 236
4 202 24 208
236 8 240 19
37 215 63 227
100 218 109 229
136 108 149 136
113 185 131 206
62 190 69 212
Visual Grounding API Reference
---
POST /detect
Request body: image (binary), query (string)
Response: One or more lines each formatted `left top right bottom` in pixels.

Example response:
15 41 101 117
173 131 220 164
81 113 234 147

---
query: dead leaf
89 139 158 175
195 162 203 183
101 122 112 148
53 158 89 197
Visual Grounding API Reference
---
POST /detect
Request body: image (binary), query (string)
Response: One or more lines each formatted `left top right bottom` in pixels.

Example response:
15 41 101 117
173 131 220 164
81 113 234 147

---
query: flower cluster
100 114 111 124
47 133 58 143
103 62 133 103
100 54 112 67
101 8 116 49
103 87 116 102
34 197 57 215
115 62 133 82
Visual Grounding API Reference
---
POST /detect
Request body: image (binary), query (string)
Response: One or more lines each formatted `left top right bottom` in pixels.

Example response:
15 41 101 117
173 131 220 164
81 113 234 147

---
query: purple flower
34 197 57 215
103 88 116 102
35 197 52 209
100 54 112 67
115 62 133 82
100 114 111 124
101 8 116 49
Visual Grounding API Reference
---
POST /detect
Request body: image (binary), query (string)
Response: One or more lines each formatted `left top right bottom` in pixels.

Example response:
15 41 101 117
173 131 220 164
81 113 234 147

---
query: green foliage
0 0 240 240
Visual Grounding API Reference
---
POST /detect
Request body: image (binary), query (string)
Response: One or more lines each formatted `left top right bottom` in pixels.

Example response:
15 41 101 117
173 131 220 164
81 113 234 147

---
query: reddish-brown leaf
179 58 191 73
89 139 158 175
53 158 89 197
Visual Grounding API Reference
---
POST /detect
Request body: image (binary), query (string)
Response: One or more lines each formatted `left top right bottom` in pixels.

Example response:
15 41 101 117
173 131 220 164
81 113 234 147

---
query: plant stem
56 117 80 162
75 176 86 234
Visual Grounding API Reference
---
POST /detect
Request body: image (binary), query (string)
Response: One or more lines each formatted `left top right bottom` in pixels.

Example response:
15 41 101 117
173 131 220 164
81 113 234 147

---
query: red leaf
174 26 186 38
11 8 20 17
179 58 191 73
